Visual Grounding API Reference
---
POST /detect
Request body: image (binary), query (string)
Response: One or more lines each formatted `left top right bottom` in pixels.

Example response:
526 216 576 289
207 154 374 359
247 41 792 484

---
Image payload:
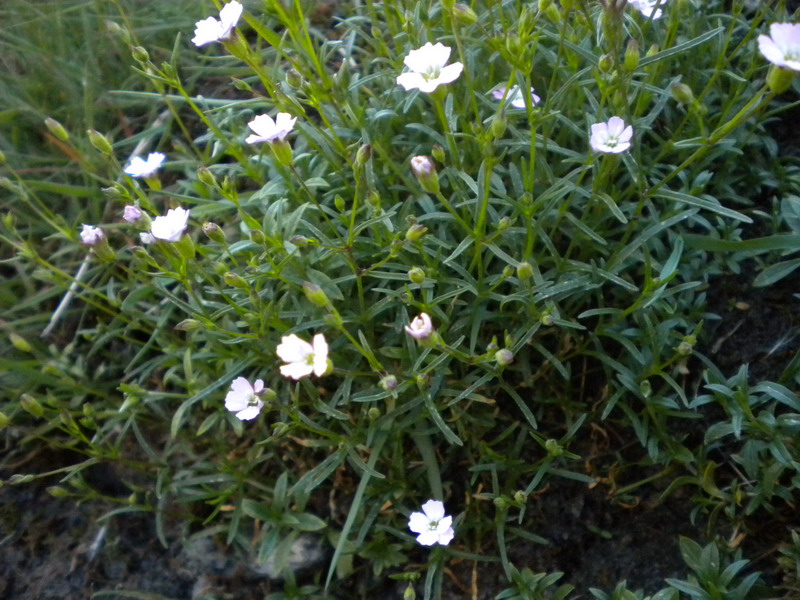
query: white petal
276 334 313 363
437 526 455 545
219 1 243 31
280 361 314 380
415 530 440 546
436 62 463 86
759 35 787 67
230 376 254 396
606 116 626 138
253 379 265 394
397 72 427 91
619 125 634 144
408 511 430 534
312 334 329 376
236 403 262 421
421 499 445 521
192 17 224 46
426 42 452 70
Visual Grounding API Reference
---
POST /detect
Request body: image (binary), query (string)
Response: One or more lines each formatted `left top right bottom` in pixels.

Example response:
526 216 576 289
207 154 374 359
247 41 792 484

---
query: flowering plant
396 42 463 93
192 0 243 47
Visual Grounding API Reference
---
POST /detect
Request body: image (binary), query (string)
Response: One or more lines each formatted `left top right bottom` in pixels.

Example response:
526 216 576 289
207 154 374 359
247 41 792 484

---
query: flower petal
276 334 312 363
280 361 314 380
408 511 430 534
436 62 464 86
421 499 445 521
396 72 427 91
236 403 262 421
416 530 440 546
759 35 787 67
312 333 329 376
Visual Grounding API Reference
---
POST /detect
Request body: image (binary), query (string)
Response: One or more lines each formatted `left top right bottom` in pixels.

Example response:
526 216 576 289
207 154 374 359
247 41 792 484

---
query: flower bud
303 281 330 307
502 265 514 278
670 82 694 105
544 4 561 23
356 144 371 166
197 166 217 187
323 311 344 328
9 332 32 353
491 114 507 139
44 117 69 142
286 69 303 88
623 39 640 72
431 144 446 163
175 319 202 331
405 224 428 242
646 43 659 58
290 235 311 247
545 438 564 457
452 3 478 26
0 412 9 429
516 261 533 280
250 229 266 244
47 486 70 498
540 313 554 326
495 348 514 367
598 53 614 73
367 190 381 208
513 490 527 504
767 65 796 95
410 156 440 194
379 374 398 391
408 267 426 284
497 216 513 231
123 205 143 223
224 272 249 290
368 407 381 422
487 337 499 353
677 341 693 356
334 195 346 212
87 129 113 155
270 138 294 167
202 221 226 243
404 584 416 600
132 46 150 63
231 77 253 92
105 20 129 42
20 393 44 418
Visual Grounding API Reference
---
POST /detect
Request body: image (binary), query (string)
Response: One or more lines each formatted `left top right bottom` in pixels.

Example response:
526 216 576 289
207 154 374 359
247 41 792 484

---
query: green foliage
2 0 800 598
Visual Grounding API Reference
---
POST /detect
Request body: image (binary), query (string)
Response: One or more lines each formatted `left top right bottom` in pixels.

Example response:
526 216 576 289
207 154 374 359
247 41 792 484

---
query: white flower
408 500 454 546
225 377 265 421
410 156 435 177
405 313 434 340
276 333 329 380
758 23 800 71
628 0 664 19
150 207 190 242
492 85 541 109
396 42 464 94
123 152 166 178
80 224 104 245
123 205 143 223
590 116 633 154
139 232 157 245
245 113 297 144
192 0 243 47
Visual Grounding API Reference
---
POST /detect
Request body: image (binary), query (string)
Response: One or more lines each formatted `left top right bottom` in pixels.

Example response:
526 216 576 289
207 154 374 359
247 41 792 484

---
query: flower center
427 519 439 530
423 66 442 81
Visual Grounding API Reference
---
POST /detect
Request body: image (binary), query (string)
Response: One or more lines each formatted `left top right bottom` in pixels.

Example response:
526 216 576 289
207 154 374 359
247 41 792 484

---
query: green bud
202 221 226 243
431 144 446 163
415 373 428 387
290 235 311 247
491 114 507 139
211 261 228 276
323 311 344 328
495 348 514 367
677 341 693 356
502 265 514 278
541 313 554 326
224 272 249 290
408 267 426 284
513 490 526 504
639 379 652 399
20 393 44 418
160 62 178 81
497 216 513 231
44 117 70 142
487 337 499 353
404 584 416 600
334 195 346 212
303 281 330 307
0 412 10 429
286 69 303 88
410 156 440 194
197 166 217 188
262 387 277 402
270 138 293 167
545 438 564 457
231 78 253 92
87 129 113 155
452 3 478 26
9 332 32 353
405 223 428 242
356 144 371 166
539 0 553 11
368 407 381 422
516 261 533 280
250 229 266 244
767 65 796 95
367 190 381 208
132 46 150 63
47 486 70 498
670 82 695 105
9 474 35 485
598 53 614 73
175 319 202 332
441 0 455 12
623 39 640 72
544 3 561 23
646 43 659 58
493 495 509 509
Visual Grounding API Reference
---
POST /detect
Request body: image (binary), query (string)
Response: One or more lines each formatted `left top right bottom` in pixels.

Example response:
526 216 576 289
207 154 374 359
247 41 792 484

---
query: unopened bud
9 332 33 353
132 46 150 63
87 129 113 155
175 319 202 331
646 43 659 58
670 82 694 105
47 486 70 498
516 261 533 280
452 3 478 25
495 348 514 367
202 221 226 243
334 195 346 212
231 78 253 92
431 144 446 163
224 272 249 290
303 281 330 307
623 39 640 72
408 267 426 284
197 166 217 187
290 235 311 247
286 69 303 88
502 265 514 278
356 144 371 166
20 394 44 418
367 190 381 208
513 490 526 504
541 313 554 326
270 138 293 166
379 375 398 391
767 65 796 95
404 583 416 600
497 216 513 231
491 114 507 139
405 223 428 242
677 341 693 356
545 438 563 457
598 53 614 73
0 412 9 429
250 229 266 244
44 117 70 142
368 407 381 422
410 156 440 194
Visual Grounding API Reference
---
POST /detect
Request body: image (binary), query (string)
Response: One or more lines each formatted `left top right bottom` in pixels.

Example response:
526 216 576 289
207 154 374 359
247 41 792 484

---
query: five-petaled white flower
225 377 265 421
758 23 800 71
192 0 243 47
276 333 329 380
628 0 664 19
123 205 143 223
124 152 166 178
80 224 104 245
590 116 633 154
245 113 297 144
405 313 434 340
396 42 464 94
492 85 541 109
150 207 190 242
408 500 455 546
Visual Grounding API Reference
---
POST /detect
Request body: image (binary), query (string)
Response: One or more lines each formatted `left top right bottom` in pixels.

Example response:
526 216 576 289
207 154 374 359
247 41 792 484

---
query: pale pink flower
758 23 800 71
405 313 433 340
123 205 143 223
396 42 463 94
492 85 540 109
276 333 329 379
408 500 454 546
224 377 265 421
80 224 104 245
590 116 633 154
192 1 243 47
245 113 297 144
